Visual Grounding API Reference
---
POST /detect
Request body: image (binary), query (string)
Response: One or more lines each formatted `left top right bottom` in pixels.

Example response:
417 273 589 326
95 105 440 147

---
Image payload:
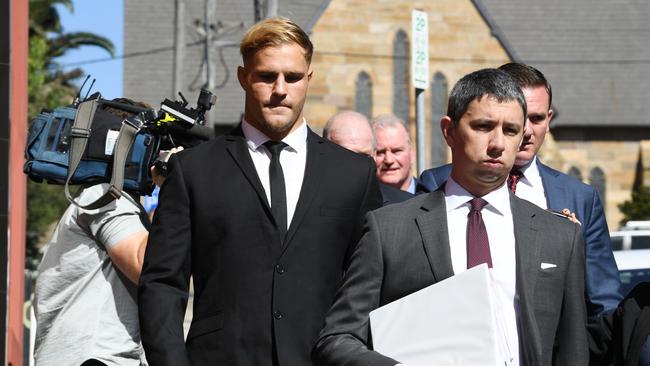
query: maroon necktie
508 169 524 194
467 197 492 269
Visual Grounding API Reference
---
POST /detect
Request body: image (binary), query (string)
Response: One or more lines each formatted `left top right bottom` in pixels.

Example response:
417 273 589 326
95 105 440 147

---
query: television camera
24 87 217 207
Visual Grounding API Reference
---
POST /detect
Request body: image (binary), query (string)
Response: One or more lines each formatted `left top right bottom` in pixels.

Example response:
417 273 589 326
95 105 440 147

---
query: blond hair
240 17 313 65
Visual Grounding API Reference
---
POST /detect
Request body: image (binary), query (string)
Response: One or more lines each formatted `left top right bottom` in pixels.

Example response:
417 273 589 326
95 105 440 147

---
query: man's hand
561 208 582 225
151 147 184 187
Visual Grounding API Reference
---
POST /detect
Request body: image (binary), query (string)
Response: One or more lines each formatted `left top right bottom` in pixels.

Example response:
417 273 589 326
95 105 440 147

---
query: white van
610 221 650 251
613 249 650 296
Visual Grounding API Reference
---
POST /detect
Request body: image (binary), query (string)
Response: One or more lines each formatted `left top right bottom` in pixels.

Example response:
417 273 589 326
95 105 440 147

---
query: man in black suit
323 110 412 205
138 17 382 366
313 69 588 365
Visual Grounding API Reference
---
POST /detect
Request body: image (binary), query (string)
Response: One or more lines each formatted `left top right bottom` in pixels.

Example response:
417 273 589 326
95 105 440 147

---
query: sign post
411 9 429 174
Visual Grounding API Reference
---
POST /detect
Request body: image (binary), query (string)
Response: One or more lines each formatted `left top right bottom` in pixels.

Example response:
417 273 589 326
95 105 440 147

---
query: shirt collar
517 156 542 187
445 177 511 216
406 177 417 194
241 118 308 154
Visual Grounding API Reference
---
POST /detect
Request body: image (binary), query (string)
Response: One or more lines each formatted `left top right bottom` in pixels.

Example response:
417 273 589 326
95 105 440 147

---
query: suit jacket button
275 264 285 274
273 311 283 320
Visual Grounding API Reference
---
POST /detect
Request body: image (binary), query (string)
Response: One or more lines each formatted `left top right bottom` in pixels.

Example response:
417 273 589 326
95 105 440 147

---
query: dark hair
101 98 151 119
447 68 526 125
498 62 552 108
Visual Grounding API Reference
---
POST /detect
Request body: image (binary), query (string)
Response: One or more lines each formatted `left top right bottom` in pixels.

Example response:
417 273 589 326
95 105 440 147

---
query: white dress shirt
513 156 547 209
241 120 307 228
444 178 520 366
406 177 417 194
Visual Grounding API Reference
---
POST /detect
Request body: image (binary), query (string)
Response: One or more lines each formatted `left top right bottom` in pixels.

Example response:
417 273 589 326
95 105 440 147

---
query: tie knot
509 168 524 180
469 197 488 212
264 140 287 157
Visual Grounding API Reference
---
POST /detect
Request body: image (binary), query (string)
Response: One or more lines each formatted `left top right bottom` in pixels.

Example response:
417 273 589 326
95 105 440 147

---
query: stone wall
305 0 511 171
551 138 639 230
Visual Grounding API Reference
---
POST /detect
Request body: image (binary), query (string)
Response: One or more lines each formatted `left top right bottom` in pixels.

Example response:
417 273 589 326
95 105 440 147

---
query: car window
619 268 650 296
631 235 650 249
611 236 624 251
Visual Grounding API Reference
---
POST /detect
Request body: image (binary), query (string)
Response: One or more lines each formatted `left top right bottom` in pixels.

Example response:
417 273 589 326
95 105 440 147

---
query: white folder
369 264 503 366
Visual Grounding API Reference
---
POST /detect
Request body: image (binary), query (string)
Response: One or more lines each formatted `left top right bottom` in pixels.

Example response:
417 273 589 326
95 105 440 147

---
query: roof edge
304 0 332 34
470 0 520 62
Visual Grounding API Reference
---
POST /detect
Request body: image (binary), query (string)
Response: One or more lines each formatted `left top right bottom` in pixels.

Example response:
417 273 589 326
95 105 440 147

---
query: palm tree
30 0 115 70
26 0 118 269
29 0 115 105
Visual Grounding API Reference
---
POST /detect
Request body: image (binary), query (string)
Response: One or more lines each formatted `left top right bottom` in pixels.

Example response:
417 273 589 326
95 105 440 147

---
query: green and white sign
411 9 429 90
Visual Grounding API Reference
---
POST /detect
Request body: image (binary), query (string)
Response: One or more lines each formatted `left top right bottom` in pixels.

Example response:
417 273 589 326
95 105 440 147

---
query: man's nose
523 119 533 138
488 131 505 154
383 151 395 164
272 75 287 96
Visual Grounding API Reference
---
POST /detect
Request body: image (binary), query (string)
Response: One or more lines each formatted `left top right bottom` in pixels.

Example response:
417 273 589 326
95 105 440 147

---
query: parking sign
411 9 429 90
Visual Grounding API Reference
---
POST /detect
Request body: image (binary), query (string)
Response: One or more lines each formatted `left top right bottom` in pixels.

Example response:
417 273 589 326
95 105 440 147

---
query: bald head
323 111 375 157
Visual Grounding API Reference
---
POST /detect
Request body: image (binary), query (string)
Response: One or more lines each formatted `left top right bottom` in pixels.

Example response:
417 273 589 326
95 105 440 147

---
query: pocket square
541 262 557 269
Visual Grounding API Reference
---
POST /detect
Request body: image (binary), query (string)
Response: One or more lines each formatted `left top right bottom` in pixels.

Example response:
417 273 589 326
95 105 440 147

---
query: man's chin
263 115 299 133
476 168 508 185
514 157 533 167
379 176 400 186
515 151 535 166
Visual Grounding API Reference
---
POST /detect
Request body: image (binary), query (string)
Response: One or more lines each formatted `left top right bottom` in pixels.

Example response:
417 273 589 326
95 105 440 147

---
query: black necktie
264 141 288 238
467 197 492 269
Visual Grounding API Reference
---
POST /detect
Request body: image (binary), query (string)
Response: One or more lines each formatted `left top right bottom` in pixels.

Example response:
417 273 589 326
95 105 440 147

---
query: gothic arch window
590 167 606 208
568 166 583 181
430 71 448 166
355 71 372 119
393 30 409 123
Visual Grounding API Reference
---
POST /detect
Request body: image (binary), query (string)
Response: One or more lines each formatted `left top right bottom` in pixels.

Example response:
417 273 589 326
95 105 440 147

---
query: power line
58 42 199 68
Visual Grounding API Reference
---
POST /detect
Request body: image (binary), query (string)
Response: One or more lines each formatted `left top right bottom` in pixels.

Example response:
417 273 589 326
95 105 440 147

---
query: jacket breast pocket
320 206 355 219
186 311 224 341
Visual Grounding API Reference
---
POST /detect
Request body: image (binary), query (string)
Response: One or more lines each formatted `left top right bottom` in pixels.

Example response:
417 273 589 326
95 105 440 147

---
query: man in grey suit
313 68 588 366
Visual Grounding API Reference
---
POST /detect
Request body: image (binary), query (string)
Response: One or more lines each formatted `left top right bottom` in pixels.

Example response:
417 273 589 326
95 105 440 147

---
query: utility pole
254 0 263 21
173 0 186 96
191 0 241 93
203 0 216 90
266 0 278 18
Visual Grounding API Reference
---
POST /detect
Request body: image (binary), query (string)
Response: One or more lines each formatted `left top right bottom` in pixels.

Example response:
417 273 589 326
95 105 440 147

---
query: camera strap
65 99 140 209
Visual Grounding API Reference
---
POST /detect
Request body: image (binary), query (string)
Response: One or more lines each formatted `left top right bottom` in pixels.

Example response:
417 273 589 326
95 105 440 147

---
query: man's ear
546 108 554 132
440 116 455 148
237 66 247 90
307 69 313 82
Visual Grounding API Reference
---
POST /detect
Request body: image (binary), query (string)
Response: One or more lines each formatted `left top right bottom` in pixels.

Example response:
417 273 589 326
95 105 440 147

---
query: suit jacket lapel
537 159 566 212
415 189 455 282
511 194 543 363
280 129 324 255
225 126 271 210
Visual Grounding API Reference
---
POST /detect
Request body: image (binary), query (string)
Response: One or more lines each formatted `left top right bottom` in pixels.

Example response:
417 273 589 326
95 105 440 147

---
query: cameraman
32 99 182 366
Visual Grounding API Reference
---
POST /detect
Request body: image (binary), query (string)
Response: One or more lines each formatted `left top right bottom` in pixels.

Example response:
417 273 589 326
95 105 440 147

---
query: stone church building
124 0 650 229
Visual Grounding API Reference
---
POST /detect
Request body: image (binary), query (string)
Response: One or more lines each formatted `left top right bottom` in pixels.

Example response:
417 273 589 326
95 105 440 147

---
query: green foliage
618 186 650 226
28 35 78 117
26 0 115 269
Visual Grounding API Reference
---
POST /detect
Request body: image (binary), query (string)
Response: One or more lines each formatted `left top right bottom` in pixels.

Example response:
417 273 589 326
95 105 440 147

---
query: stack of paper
369 264 502 366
